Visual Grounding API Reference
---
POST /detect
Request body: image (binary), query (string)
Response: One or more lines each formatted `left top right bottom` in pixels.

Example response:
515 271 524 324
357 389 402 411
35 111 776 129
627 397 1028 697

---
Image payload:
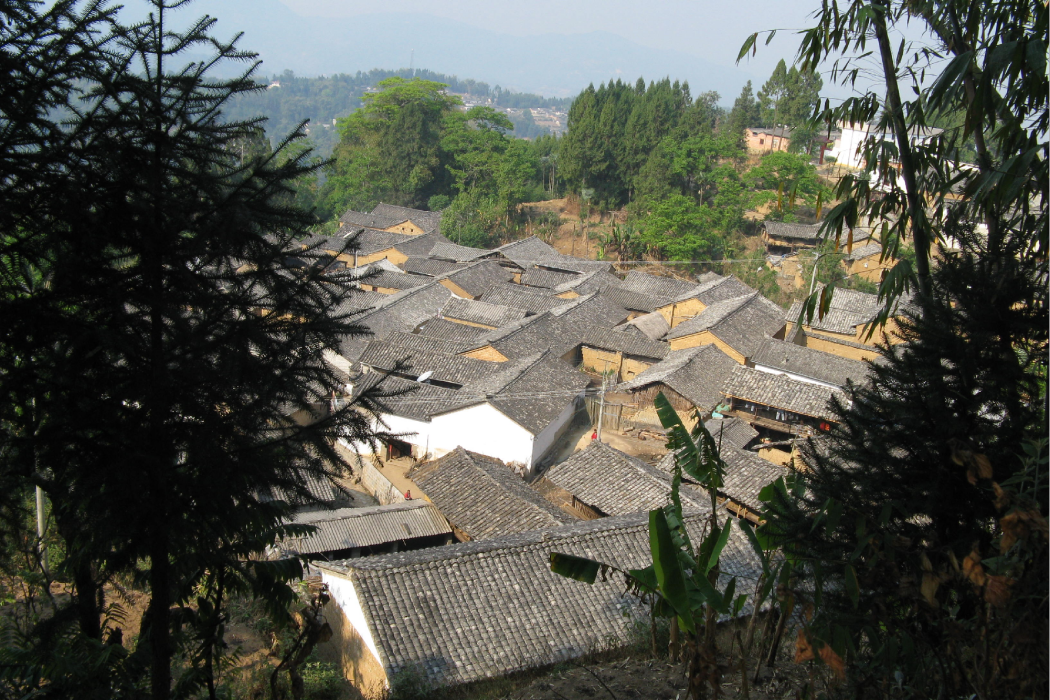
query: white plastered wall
321 570 387 688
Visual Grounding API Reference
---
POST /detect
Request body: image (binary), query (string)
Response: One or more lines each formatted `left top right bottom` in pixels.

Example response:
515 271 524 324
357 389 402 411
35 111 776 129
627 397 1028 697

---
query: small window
759 138 764 145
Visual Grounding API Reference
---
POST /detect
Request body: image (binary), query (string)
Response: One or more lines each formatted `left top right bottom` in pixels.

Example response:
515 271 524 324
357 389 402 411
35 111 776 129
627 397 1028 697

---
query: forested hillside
223 69 571 155
316 64 829 266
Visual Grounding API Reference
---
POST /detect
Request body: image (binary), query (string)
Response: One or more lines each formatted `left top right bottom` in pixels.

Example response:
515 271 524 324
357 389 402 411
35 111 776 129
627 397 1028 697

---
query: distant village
277 200 910 696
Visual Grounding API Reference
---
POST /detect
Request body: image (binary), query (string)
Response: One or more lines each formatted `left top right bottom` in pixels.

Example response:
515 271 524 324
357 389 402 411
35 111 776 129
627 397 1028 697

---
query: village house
427 239 495 263
480 282 570 315
750 337 871 389
663 292 787 362
409 447 575 541
761 221 823 253
783 286 908 362
334 281 454 362
720 364 845 438
617 270 698 306
826 121 944 170
611 343 739 424
413 317 490 344
841 242 892 282
574 326 669 382
614 310 671 340
356 337 501 389
348 351 588 472
540 441 707 518
433 259 514 299
315 510 761 697
745 125 792 153
655 274 757 328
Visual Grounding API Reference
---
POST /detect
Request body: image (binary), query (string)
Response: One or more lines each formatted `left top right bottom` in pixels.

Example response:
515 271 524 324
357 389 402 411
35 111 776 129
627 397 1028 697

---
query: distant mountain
135 1 760 102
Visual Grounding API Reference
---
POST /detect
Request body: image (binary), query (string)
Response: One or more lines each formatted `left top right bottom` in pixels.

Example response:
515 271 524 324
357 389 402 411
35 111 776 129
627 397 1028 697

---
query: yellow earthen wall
581 347 622 376
444 317 497 329
668 331 747 364
439 279 474 299
800 334 880 362
317 599 389 699
620 356 652 381
460 345 508 362
380 221 425 236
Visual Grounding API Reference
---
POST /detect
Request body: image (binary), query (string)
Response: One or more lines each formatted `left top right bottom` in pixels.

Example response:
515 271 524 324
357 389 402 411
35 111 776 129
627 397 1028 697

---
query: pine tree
761 219 1047 695
1 2 382 696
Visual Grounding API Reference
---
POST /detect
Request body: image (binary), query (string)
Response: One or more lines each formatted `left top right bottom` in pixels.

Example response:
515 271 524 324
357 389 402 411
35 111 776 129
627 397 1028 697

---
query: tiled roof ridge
487 350 551 396
298 499 430 522
326 510 711 577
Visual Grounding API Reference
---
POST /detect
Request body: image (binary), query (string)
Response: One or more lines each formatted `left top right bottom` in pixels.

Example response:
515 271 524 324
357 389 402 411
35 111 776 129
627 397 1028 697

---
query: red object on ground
404 490 412 500
591 430 598 440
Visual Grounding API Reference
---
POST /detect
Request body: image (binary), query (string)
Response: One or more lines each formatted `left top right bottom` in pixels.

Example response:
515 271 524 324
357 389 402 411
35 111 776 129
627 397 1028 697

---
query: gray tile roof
460 351 589 435
665 292 787 358
763 221 822 242
842 242 883 261
481 283 568 315
548 291 630 331
357 269 429 291
337 282 454 361
427 240 494 262
597 285 663 313
619 271 697 303
439 260 515 298
495 237 611 274
414 317 490 344
409 447 574 539
401 257 465 277
657 444 786 513
552 269 625 295
383 331 469 356
494 236 562 266
579 327 669 360
545 441 708 516
391 231 451 258
684 275 758 306
316 509 762 687
371 203 442 232
442 297 527 328
355 373 471 422
750 337 871 387
279 501 451 555
518 267 581 289
722 364 844 421
615 344 738 410
357 339 501 387
703 417 760 450
614 311 671 340
468 313 576 359
339 209 401 230
783 285 891 336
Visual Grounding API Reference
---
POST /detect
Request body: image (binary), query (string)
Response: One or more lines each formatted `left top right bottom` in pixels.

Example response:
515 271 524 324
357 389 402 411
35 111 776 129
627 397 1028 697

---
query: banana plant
550 393 751 699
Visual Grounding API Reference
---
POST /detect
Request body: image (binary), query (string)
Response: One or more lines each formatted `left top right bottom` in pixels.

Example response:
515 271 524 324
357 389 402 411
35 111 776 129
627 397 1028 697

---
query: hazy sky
277 0 819 78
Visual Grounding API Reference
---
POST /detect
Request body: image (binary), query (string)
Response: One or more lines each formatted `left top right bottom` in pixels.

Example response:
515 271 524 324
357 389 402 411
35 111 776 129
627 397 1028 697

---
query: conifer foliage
1 1 381 697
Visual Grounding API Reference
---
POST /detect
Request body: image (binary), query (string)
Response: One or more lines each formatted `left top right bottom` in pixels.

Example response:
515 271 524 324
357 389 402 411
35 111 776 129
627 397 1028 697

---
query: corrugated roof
316 510 762 687
409 447 574 539
545 441 708 515
280 501 451 555
722 364 844 421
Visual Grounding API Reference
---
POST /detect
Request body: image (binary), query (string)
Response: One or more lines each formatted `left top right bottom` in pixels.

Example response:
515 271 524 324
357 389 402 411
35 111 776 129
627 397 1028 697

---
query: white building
827 120 944 170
